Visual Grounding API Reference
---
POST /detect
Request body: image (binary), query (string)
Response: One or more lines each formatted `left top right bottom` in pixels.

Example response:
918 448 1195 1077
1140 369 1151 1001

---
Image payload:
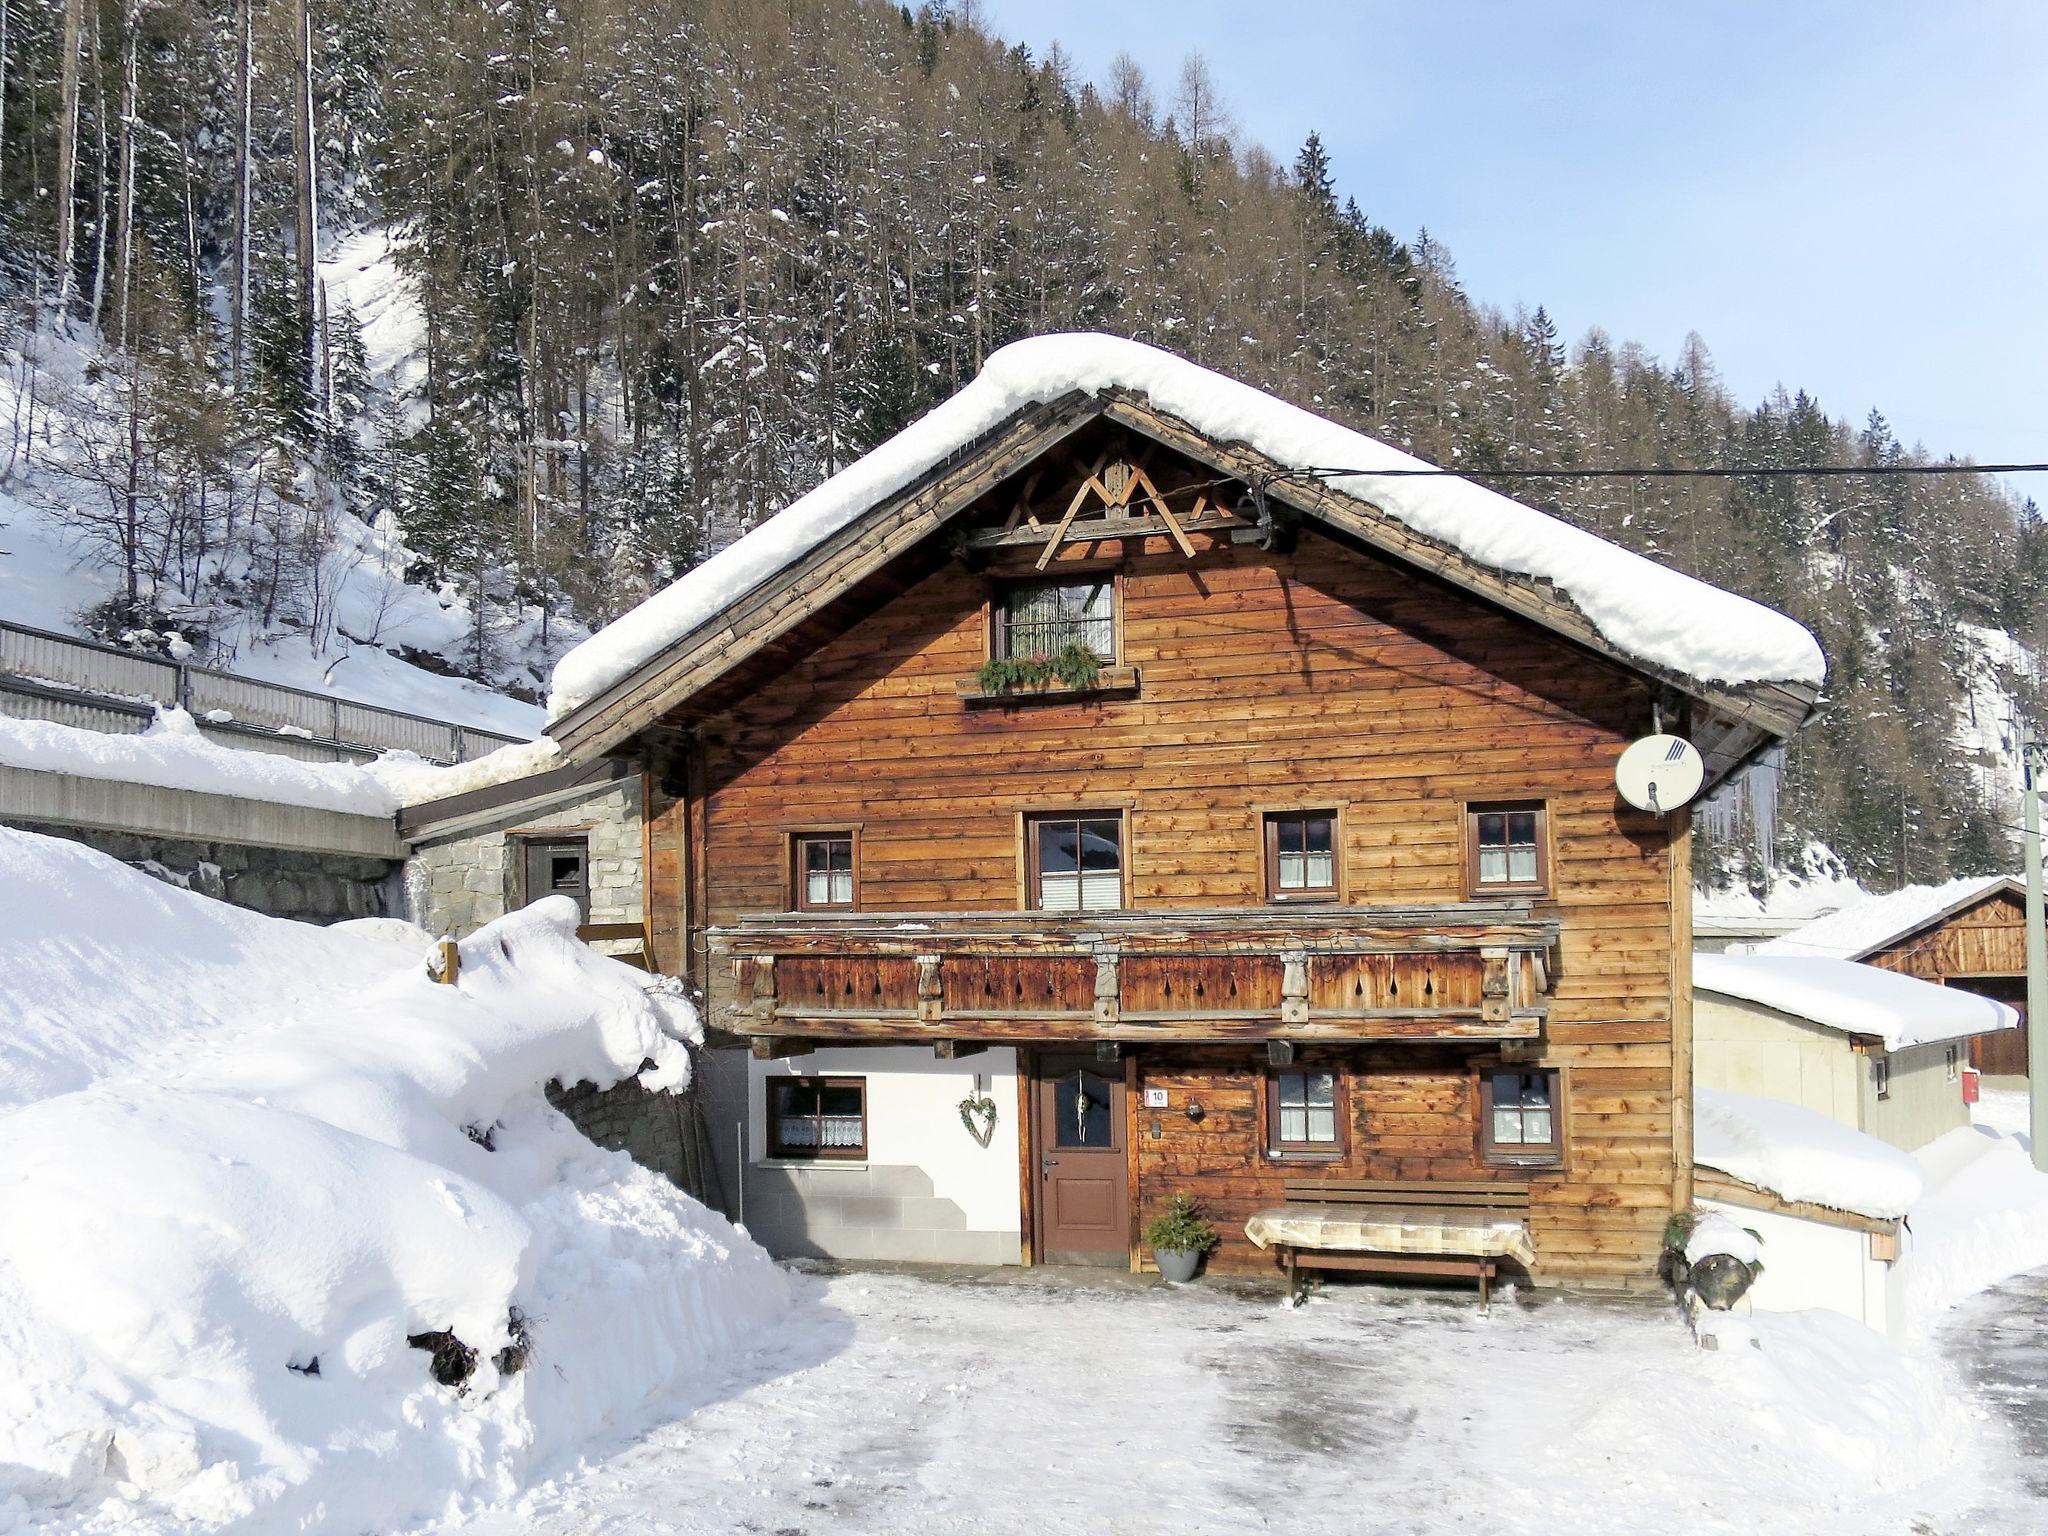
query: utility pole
2023 727 2048 1173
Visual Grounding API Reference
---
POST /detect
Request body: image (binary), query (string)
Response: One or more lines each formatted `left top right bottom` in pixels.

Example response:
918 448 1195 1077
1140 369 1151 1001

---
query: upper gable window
995 576 1115 661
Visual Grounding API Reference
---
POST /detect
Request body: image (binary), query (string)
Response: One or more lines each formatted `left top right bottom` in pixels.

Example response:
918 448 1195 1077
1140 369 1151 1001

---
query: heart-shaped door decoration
958 1092 999 1148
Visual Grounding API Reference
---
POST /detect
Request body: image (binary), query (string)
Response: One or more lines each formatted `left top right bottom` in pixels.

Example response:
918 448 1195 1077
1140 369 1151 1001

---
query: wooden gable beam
550 392 1105 760
1092 391 1818 747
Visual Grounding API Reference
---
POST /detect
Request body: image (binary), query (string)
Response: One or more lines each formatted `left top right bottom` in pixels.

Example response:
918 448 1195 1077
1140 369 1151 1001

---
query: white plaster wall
1701 1199 1900 1342
749 1046 1023 1234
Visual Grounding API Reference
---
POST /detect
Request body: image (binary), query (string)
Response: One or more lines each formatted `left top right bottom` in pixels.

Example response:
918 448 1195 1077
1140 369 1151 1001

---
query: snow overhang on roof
1694 950 2018 1052
546 333 1826 764
1755 875 2023 963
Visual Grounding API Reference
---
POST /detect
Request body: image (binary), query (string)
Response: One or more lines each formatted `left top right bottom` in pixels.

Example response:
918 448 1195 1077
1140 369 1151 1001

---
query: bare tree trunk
52 0 83 314
231 0 252 383
294 0 320 413
86 2 110 333
113 0 137 351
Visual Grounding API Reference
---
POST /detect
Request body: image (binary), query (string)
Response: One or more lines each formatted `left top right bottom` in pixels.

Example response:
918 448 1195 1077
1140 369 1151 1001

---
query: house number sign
1142 1087 1169 1109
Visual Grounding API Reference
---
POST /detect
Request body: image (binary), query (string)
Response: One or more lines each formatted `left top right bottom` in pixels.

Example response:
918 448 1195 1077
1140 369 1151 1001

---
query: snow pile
1903 1104 2048 1324
1694 950 2017 1050
0 828 429 1110
549 332 1825 720
0 833 789 1531
0 709 560 816
1684 1211 1762 1268
1758 874 2015 961
1695 1088 1925 1219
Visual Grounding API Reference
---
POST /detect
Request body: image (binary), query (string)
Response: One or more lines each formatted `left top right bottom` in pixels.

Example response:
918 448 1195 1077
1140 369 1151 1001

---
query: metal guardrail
0 618 530 766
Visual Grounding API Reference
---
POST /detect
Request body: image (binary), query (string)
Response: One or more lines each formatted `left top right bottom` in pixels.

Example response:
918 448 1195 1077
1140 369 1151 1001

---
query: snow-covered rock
548 332 1825 720
1685 1211 1763 1268
0 829 789 1531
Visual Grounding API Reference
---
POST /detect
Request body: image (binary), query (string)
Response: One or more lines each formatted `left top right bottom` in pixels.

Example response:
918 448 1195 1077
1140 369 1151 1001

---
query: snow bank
0 828 428 1109
1902 1107 2048 1324
1694 950 2016 1050
0 838 790 1532
0 709 560 816
1759 874 2015 961
548 332 1824 719
1695 1088 1924 1219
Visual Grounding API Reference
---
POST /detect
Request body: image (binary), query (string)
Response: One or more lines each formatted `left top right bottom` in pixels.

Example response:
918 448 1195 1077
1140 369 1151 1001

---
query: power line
1274 461 2048 482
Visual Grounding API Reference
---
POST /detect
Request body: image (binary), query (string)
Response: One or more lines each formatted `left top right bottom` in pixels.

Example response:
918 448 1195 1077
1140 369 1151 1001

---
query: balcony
705 906 1558 1052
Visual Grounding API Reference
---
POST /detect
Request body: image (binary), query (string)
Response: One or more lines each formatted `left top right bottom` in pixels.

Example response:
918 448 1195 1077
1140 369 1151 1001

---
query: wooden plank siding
683 436 1686 1285
1862 889 2029 981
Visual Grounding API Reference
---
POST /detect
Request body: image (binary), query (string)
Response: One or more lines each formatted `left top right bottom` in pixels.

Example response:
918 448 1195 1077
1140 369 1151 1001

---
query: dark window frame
990 571 1121 664
1264 1065 1347 1158
1465 801 1550 897
1479 1067 1564 1167
516 832 592 922
766 1075 868 1161
1945 1044 1960 1083
790 829 859 912
1874 1055 1891 1101
1262 809 1340 902
1025 810 1127 912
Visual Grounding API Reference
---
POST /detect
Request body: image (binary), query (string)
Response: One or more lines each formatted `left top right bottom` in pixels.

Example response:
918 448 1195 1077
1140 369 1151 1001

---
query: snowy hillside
0 828 789 1532
0 228 573 738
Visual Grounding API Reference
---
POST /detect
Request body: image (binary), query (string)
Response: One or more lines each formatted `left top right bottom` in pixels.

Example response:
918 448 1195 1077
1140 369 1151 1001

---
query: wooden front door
1033 1051 1130 1266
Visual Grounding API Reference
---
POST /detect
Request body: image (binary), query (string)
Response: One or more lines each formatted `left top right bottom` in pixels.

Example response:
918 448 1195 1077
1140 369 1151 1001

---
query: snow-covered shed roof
1694 950 2017 1051
1755 875 2021 962
546 334 1824 760
1695 1088 1924 1220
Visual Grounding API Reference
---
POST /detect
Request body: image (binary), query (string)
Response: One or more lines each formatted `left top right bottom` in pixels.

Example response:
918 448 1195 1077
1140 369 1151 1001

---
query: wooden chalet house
542 335 1826 1287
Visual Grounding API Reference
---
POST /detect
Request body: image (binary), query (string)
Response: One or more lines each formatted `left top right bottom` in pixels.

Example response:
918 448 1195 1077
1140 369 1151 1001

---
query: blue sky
977 1 2047 465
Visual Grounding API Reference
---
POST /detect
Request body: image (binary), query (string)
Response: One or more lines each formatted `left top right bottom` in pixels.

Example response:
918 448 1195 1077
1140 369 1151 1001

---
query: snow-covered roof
1756 875 2021 962
0 710 562 817
1695 951 2016 1050
547 333 1825 723
1695 1087 1924 1220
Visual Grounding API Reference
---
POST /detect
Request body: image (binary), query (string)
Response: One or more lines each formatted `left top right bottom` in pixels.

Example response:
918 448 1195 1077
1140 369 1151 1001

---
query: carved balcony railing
704 906 1558 1051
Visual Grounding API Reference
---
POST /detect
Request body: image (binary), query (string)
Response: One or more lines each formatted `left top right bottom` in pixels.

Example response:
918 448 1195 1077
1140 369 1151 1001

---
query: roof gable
1757 875 2023 961
546 335 1824 766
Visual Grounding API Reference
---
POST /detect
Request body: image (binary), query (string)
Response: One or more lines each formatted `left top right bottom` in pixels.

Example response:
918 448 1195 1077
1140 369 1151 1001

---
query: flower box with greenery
959 641 1138 704
1144 1195 1221 1284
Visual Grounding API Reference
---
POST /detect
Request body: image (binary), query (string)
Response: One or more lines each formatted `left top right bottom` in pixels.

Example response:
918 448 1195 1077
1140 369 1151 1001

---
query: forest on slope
0 0 2037 890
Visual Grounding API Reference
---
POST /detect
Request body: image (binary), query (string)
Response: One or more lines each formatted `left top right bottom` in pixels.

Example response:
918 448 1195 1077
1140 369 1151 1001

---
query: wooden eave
548 387 1821 784
398 754 633 842
1693 1167 1900 1237
1849 878 2027 962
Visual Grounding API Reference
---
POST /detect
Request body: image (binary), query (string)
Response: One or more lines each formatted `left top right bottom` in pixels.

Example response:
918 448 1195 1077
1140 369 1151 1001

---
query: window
1265 811 1337 900
1946 1044 1960 1083
1268 1068 1342 1154
1468 803 1547 895
767 1077 866 1159
995 576 1115 661
1481 1069 1562 1163
793 832 856 910
1029 813 1124 911
1874 1056 1891 1100
520 837 590 921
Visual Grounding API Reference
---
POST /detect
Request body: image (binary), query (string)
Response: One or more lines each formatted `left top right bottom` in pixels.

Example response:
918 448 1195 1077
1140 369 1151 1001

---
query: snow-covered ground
419 1266 2027 1536
1904 1090 2048 1323
0 828 787 1533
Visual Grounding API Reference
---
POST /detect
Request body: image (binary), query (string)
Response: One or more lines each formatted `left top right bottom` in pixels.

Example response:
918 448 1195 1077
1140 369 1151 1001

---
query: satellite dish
1615 734 1705 814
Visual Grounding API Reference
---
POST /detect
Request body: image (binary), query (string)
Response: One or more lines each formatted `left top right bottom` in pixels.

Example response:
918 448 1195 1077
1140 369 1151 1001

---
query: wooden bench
1268 1179 1533 1311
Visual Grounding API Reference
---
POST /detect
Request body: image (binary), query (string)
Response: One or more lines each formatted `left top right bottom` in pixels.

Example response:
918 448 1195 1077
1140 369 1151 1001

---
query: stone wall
406 778 642 938
3 820 400 922
547 1074 725 1208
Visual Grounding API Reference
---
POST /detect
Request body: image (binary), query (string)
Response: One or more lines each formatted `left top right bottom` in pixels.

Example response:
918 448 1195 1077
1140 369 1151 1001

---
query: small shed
1759 876 2033 1077
1694 950 2017 1151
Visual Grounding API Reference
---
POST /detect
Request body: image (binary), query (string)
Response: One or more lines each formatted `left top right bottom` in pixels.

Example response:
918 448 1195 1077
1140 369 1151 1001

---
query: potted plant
1144 1195 1220 1283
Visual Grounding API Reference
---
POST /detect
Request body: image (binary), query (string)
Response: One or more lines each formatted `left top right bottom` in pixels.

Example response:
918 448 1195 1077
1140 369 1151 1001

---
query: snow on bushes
0 834 790 1532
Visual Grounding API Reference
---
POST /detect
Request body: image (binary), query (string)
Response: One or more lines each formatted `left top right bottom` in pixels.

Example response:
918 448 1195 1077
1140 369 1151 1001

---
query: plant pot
1687 1253 1757 1310
1153 1246 1202 1284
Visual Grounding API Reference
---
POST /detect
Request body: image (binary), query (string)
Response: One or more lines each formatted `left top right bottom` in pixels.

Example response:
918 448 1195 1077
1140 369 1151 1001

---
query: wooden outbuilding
544 334 1824 1289
1760 877 2031 1077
